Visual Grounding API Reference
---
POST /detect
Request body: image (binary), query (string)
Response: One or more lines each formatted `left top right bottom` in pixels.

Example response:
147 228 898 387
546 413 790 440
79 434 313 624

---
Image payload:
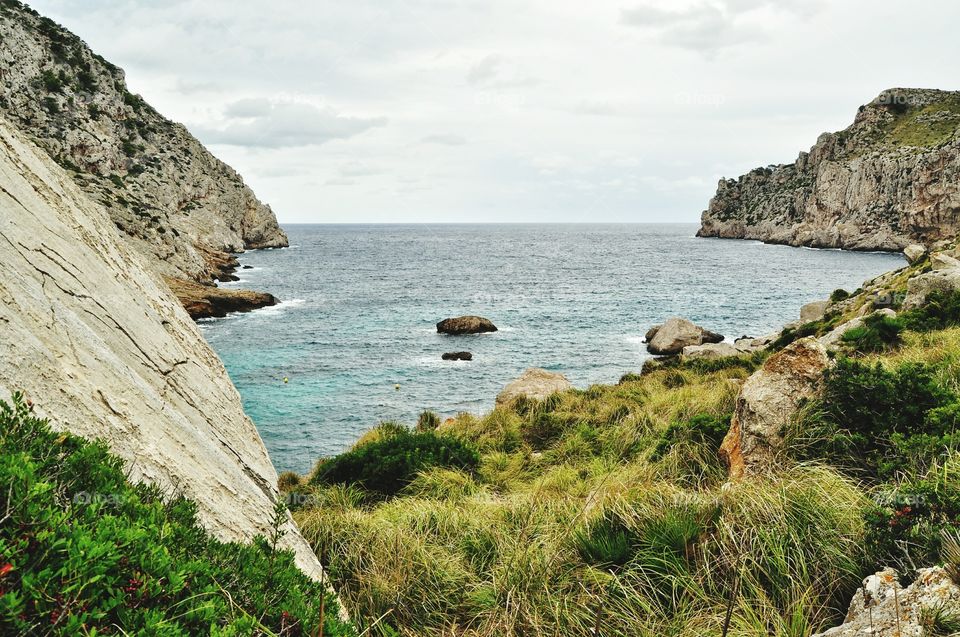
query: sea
199 223 904 473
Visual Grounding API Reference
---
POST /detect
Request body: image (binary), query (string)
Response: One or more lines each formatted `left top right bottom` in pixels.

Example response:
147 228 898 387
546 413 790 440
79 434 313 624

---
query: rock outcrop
437 315 498 335
819 309 898 348
800 300 829 323
0 116 324 582
812 567 960 636
442 351 473 361
496 368 572 406
646 317 724 355
698 89 960 251
681 342 740 360
0 1 286 314
720 338 830 479
164 277 277 319
904 243 928 263
904 266 960 309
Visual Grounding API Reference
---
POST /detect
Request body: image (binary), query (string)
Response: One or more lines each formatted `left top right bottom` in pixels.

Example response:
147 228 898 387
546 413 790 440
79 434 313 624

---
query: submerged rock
813 567 960 636
442 351 473 361
164 277 278 319
496 368 572 406
437 316 498 335
646 317 724 355
720 338 830 479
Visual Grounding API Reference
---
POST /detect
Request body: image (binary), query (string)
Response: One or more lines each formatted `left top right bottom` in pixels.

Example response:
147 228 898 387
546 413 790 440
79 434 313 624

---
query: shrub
416 409 441 432
797 358 953 479
830 289 850 303
277 470 302 492
901 289 960 332
0 394 354 636
771 313 842 350
650 412 730 460
573 513 637 568
39 68 63 92
840 312 904 353
311 429 480 496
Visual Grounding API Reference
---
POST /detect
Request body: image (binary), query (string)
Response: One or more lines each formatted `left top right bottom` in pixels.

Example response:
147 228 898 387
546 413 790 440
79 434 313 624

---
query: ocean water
199 223 904 473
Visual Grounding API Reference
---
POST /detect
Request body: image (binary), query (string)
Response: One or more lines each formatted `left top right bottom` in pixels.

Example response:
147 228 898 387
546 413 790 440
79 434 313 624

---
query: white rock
496 368 572 405
800 300 830 322
0 119 326 584
681 342 740 360
903 243 927 264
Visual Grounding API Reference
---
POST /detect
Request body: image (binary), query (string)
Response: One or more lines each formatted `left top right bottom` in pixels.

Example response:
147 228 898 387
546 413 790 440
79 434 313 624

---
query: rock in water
496 368 572 405
720 338 830 479
698 89 960 250
442 351 473 361
0 117 325 583
646 317 724 355
812 567 960 636
437 316 498 335
164 277 277 319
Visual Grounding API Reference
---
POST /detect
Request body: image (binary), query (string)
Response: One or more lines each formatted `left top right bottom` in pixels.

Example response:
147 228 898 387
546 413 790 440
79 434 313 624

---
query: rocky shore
698 88 960 251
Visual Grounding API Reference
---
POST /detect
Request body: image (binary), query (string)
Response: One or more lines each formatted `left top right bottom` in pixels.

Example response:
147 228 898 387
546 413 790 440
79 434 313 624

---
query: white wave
252 298 307 316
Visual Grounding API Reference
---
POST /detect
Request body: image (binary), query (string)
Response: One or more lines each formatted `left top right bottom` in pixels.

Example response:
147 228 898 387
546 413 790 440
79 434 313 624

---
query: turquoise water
199 223 904 473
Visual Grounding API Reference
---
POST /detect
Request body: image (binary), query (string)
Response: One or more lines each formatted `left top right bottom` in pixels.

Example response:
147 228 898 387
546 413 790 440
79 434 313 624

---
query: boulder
903 268 960 309
800 300 829 323
441 351 473 361
734 333 776 352
818 309 897 349
646 317 724 355
720 338 830 479
437 315 498 335
903 243 927 264
496 368 572 406
812 567 960 636
681 342 740 360
931 251 960 271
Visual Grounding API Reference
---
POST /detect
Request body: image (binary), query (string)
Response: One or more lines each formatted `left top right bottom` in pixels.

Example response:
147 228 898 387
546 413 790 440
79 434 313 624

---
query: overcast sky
27 0 960 223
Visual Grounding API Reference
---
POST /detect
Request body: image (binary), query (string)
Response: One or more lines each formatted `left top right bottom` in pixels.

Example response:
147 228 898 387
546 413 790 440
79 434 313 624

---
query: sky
26 0 960 223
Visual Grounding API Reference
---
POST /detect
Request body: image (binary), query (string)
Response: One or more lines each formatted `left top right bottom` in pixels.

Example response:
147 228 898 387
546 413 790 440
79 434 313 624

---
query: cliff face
0 116 323 581
698 88 960 251
0 1 287 312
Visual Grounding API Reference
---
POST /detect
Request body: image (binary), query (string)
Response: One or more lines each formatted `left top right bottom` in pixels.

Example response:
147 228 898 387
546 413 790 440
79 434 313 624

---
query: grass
876 93 960 149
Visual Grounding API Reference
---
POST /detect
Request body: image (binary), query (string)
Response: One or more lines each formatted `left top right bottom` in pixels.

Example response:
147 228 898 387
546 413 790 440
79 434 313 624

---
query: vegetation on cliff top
0 394 354 636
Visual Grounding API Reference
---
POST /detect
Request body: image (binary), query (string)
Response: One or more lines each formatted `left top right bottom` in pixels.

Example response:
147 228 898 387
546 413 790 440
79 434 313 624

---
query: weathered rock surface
813 567 960 637
646 317 724 355
698 89 960 251
931 251 960 270
819 309 898 348
800 300 829 323
442 351 473 361
0 117 324 582
437 315 498 335
681 342 740 360
496 368 572 406
0 2 286 309
734 334 776 352
903 243 928 263
164 277 277 319
904 267 960 309
720 338 830 479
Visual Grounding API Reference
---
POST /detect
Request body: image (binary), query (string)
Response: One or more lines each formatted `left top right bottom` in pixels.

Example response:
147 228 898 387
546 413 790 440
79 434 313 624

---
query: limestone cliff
0 0 286 313
0 116 324 582
698 88 960 251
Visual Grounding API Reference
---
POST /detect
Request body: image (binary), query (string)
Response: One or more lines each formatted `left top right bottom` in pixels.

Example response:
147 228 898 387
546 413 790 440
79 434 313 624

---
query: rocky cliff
0 0 286 314
0 116 325 582
698 88 960 251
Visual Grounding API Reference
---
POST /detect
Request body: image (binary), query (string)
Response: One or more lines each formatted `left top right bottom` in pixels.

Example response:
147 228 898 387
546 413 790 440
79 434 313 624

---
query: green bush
798 358 954 479
650 413 730 460
901 289 960 332
416 410 441 432
311 429 479 496
840 312 904 353
771 313 843 350
830 289 850 303
573 514 637 568
0 394 354 636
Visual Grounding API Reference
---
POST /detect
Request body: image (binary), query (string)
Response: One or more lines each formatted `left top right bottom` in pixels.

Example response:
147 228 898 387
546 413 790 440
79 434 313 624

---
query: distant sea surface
200 223 904 473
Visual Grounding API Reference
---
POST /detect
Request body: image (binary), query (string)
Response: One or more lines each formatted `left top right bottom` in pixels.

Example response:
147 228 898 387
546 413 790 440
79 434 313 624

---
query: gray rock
646 317 724 355
734 333 776 352
720 338 830 479
697 89 960 251
931 251 960 270
800 300 829 323
904 268 960 309
813 567 960 636
904 243 927 263
0 118 327 585
437 316 498 335
496 368 572 406
819 309 897 348
681 342 740 360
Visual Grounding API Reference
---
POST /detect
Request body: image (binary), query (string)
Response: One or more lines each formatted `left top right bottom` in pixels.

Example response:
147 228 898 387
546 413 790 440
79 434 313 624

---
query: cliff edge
698 88 960 251
0 0 287 315
0 115 324 582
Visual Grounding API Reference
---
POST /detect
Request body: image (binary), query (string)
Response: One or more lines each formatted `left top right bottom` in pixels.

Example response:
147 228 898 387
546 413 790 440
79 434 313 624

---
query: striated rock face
720 338 830 479
813 567 960 636
437 315 498 335
0 1 286 311
496 368 572 406
0 117 323 582
698 88 960 251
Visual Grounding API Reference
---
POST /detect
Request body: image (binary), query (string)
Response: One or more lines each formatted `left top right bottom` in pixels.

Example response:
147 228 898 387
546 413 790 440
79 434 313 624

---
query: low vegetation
293 286 960 636
0 394 354 636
